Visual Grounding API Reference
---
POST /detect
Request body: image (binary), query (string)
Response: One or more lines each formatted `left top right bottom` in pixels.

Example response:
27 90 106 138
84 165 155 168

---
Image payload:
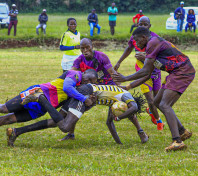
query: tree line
3 0 198 13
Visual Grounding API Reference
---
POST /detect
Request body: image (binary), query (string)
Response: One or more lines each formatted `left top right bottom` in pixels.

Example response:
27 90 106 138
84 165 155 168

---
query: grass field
0 47 198 175
0 13 195 41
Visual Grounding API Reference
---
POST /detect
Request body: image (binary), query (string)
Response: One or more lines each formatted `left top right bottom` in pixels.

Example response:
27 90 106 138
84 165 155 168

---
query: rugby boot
138 131 149 143
146 107 157 125
157 122 164 131
58 133 75 141
165 141 187 152
6 128 17 147
180 129 192 141
21 88 43 105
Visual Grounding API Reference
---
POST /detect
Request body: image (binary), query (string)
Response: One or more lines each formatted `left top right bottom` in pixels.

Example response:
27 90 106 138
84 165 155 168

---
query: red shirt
133 14 144 23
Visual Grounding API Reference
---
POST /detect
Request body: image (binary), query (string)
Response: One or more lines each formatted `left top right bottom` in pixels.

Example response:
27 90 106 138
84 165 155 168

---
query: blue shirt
174 7 185 20
187 14 196 23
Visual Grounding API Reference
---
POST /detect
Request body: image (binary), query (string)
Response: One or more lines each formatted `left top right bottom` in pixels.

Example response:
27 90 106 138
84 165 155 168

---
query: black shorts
5 95 32 122
109 21 116 27
61 84 94 118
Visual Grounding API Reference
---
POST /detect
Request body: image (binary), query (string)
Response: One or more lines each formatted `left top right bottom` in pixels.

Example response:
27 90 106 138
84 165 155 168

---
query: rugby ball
111 101 128 117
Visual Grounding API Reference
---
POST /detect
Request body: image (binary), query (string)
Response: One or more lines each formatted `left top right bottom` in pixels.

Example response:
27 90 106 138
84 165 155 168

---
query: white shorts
61 54 80 71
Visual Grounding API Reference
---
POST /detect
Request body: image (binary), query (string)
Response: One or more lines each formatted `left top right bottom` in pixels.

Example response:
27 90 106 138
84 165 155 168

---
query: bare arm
114 46 134 71
106 108 122 144
112 58 155 82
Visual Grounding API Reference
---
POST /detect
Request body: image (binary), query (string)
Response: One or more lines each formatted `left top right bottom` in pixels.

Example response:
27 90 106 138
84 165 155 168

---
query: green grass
0 48 198 175
0 13 197 41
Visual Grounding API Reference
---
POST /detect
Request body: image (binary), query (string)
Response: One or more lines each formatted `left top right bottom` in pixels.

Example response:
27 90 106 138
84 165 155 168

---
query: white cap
180 1 184 5
43 9 46 12
12 4 16 7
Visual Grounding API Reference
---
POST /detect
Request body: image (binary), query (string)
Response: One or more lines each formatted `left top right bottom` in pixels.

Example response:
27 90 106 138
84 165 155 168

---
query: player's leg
96 24 101 34
36 24 41 35
8 21 13 35
156 89 187 151
90 23 94 36
0 95 25 126
13 20 17 36
43 24 47 34
128 114 149 143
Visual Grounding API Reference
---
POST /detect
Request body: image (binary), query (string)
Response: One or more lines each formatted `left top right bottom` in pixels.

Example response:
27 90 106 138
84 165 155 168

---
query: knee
158 101 169 112
0 104 8 113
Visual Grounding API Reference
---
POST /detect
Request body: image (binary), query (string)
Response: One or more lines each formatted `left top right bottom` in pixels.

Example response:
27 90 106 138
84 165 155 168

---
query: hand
112 72 127 82
75 45 80 49
114 62 120 71
135 52 146 62
114 117 120 121
89 93 97 103
85 98 94 106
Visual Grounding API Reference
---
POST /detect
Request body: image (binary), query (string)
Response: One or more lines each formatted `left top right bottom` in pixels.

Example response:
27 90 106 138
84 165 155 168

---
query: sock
38 95 64 123
172 137 182 143
15 119 48 136
138 129 143 133
157 118 162 124
179 126 186 135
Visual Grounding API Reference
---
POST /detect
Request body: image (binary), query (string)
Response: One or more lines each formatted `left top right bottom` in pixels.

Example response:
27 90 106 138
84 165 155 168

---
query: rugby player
0 69 97 136
114 16 164 130
7 84 148 146
112 27 195 151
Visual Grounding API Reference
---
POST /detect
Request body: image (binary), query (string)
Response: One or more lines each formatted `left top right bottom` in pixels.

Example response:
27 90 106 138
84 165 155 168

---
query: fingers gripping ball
111 101 128 117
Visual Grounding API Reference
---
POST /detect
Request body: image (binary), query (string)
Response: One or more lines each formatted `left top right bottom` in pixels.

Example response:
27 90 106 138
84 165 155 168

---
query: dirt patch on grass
0 38 198 51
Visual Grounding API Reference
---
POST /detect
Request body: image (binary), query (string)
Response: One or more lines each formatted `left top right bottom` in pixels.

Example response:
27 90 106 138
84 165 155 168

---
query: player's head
132 92 146 116
138 16 151 29
132 27 151 49
112 2 115 8
188 9 194 15
139 10 143 15
67 18 77 33
82 69 98 84
80 38 93 60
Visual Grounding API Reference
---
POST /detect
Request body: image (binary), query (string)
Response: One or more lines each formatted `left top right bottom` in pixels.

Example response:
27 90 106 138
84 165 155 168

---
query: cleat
6 128 17 147
58 133 75 141
165 141 187 152
157 122 164 130
21 89 43 105
180 129 192 141
138 131 149 143
146 107 157 125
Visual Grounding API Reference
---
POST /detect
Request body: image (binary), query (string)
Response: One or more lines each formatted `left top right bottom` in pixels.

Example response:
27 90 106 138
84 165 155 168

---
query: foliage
3 0 198 13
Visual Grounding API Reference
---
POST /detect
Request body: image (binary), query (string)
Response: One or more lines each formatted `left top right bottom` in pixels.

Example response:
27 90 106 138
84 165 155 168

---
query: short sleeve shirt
73 51 114 85
9 9 18 21
146 36 189 73
107 7 118 21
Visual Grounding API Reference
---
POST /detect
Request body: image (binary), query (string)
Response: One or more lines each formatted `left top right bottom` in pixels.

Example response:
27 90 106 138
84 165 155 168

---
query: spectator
8 4 18 36
174 1 185 32
87 9 101 37
107 2 118 35
60 18 81 72
130 10 144 33
36 9 48 35
185 9 196 34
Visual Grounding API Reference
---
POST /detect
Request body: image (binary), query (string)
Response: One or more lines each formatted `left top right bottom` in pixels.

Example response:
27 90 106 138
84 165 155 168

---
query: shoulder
95 51 109 60
150 31 159 37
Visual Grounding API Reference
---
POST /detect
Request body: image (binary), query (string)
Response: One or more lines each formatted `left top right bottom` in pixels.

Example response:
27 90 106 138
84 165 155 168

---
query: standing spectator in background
185 9 196 34
60 18 81 72
8 4 18 36
130 10 144 33
107 2 118 35
36 9 48 35
174 1 185 32
87 9 101 37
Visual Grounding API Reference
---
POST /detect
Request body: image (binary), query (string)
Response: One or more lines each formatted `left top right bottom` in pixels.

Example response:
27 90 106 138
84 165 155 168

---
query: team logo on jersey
75 74 79 81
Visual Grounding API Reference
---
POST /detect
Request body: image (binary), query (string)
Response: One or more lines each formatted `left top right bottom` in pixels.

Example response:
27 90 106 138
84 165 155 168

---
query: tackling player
112 27 195 151
0 69 97 135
